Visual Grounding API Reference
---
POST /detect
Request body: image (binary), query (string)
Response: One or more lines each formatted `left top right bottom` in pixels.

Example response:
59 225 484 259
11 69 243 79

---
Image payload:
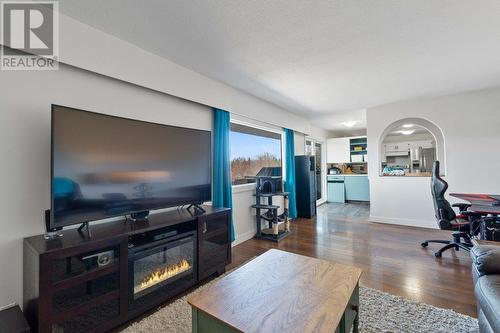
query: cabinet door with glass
197 210 231 280
307 138 326 203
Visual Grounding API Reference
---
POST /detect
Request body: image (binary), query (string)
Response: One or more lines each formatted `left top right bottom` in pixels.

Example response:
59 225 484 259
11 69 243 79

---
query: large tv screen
51 105 211 229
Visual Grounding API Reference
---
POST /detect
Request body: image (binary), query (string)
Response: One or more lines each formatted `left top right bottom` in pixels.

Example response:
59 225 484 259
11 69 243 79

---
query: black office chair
421 161 480 257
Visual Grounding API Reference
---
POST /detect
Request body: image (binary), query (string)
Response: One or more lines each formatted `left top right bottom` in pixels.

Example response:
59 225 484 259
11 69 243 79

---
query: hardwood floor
230 202 477 317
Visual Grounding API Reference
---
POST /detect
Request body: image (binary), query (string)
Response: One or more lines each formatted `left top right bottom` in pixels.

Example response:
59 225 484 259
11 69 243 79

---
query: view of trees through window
230 123 282 185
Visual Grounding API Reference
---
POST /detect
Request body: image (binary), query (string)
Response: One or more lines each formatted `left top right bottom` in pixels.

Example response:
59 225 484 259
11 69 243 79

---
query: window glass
230 123 282 185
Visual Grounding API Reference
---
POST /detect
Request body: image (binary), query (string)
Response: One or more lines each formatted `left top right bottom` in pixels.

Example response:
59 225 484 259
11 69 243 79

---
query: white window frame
305 136 327 206
229 119 285 188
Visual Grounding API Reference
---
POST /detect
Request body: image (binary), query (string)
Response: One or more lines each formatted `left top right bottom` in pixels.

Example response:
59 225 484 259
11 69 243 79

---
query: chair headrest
432 161 440 177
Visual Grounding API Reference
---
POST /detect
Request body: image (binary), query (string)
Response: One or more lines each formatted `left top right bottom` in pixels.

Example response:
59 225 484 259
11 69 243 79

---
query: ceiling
56 1 500 130
310 109 367 137
385 125 432 137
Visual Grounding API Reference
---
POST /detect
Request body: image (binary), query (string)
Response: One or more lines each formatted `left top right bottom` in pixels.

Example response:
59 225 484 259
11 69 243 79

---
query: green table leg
353 305 359 333
192 308 199 333
191 307 238 333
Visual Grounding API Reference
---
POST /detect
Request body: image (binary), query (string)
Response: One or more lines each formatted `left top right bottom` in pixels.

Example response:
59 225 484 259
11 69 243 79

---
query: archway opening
379 118 445 176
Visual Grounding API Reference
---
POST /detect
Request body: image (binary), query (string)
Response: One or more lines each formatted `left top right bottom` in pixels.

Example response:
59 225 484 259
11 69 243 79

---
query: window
230 122 282 185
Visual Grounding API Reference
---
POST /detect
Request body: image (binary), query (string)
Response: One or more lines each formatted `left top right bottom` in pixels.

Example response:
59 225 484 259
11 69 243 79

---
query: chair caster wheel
421 242 428 247
434 252 442 258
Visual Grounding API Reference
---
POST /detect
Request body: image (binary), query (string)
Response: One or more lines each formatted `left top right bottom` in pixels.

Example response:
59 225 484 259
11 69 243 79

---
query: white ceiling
385 125 431 137
56 1 500 130
310 109 367 137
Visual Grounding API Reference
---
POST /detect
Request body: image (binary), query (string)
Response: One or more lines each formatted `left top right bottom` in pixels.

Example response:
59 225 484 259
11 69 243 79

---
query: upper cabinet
383 142 410 156
349 137 367 162
326 137 350 163
383 140 434 156
327 136 367 163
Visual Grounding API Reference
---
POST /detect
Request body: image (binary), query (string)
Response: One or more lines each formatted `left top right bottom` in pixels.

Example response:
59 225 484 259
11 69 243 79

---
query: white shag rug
121 275 478 333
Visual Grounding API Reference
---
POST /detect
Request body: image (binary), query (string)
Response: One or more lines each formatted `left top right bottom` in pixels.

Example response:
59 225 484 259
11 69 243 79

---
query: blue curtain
284 128 297 219
213 108 235 241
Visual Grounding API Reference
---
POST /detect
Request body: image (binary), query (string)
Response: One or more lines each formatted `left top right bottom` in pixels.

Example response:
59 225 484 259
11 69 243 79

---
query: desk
469 205 500 215
450 193 500 241
449 193 500 215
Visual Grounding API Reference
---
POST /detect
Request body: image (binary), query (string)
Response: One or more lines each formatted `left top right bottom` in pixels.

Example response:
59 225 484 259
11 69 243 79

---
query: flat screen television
50 105 211 229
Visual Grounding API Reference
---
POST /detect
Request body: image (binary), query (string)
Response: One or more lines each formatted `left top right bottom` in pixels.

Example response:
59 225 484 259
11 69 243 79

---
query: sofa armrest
471 245 500 277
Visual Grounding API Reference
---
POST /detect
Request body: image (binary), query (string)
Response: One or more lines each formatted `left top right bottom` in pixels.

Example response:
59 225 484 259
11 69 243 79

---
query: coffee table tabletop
188 249 362 333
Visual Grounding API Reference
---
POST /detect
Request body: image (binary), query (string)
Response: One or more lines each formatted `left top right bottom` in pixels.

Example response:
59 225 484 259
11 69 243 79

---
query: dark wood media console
23 206 231 333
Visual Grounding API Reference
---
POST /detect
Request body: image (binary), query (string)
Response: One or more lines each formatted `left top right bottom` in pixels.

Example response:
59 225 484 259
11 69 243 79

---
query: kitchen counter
381 172 432 177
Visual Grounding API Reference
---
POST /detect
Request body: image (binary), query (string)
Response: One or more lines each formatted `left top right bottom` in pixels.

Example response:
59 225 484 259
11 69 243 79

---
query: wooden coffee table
188 249 362 333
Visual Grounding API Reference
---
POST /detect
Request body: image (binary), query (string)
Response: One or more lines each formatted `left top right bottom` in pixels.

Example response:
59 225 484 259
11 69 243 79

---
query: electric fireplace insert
128 224 197 308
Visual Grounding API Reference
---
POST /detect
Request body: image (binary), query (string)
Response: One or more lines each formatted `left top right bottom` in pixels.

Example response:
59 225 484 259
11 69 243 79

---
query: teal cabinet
327 176 345 203
344 176 370 201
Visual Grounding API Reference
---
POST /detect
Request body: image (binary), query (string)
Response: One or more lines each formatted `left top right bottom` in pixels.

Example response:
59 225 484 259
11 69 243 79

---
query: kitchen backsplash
328 162 368 174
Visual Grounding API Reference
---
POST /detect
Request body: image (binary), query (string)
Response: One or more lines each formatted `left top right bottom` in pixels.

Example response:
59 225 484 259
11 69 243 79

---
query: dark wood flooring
230 202 477 317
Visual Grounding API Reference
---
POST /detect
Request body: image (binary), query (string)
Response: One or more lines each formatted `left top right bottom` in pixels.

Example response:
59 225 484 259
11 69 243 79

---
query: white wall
367 86 500 228
0 11 325 309
0 64 213 309
55 13 311 135
0 57 315 309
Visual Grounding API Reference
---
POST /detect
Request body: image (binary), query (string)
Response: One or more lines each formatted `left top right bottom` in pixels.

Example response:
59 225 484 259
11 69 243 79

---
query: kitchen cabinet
349 137 368 162
327 175 370 202
344 176 370 201
383 140 435 157
384 142 410 156
409 140 434 149
326 138 350 163
327 175 345 203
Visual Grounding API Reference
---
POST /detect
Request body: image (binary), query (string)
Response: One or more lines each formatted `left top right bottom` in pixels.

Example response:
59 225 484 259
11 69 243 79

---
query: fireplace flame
134 259 191 294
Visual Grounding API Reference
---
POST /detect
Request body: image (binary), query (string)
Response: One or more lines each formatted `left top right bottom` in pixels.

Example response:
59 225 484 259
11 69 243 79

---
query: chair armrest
471 245 500 276
461 211 486 218
452 203 471 212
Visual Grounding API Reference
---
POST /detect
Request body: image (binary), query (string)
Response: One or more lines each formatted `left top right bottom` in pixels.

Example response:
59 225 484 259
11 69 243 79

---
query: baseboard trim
232 229 255 246
369 215 437 229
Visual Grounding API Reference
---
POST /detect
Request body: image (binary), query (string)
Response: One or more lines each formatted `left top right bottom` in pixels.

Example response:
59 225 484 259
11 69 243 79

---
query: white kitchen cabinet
384 142 410 156
326 137 350 163
408 140 434 149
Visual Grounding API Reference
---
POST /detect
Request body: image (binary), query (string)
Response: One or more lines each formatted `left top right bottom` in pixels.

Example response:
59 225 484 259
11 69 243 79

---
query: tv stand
77 221 91 238
130 210 150 221
187 203 206 213
23 206 231 333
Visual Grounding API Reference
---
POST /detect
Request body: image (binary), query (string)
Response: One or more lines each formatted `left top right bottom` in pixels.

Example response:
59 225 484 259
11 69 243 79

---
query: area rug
121 274 478 333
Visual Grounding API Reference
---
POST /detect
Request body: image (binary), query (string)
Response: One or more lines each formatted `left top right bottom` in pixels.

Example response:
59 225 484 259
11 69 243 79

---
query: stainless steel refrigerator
410 147 436 173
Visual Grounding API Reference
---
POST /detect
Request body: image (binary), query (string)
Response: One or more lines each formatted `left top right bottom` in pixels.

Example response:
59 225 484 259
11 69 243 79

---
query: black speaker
45 209 62 233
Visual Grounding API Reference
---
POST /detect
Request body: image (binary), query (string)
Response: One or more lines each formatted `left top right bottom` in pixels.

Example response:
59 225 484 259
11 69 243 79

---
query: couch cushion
475 275 500 333
478 310 495 333
471 245 500 277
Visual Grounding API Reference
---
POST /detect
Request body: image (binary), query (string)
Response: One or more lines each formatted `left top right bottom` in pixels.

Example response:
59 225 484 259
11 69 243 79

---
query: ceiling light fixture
402 124 414 128
399 130 415 135
341 120 358 128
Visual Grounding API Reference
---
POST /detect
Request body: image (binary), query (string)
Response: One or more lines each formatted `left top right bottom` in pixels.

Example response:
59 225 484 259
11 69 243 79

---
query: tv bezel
50 104 212 229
